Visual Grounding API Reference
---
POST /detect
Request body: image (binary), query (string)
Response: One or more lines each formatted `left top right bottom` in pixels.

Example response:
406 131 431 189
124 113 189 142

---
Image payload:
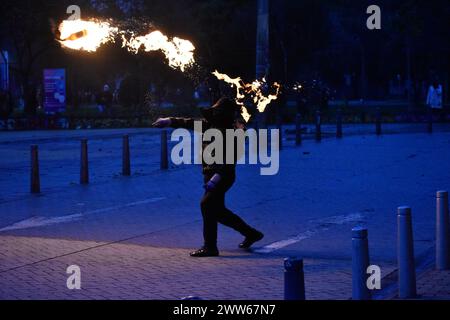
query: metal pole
80 139 89 185
277 114 283 151
352 227 371 300
161 130 169 170
315 110 322 142
376 108 382 136
436 191 449 270
256 0 270 129
397 206 417 299
336 109 343 139
295 113 302 146
30 145 40 194
427 109 433 134
284 257 305 300
122 135 131 176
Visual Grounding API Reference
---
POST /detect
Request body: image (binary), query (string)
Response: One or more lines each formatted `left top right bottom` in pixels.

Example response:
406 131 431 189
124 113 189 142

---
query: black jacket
170 117 237 177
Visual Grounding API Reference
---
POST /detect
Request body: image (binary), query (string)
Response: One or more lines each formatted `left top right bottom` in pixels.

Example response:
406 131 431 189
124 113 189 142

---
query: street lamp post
256 0 270 129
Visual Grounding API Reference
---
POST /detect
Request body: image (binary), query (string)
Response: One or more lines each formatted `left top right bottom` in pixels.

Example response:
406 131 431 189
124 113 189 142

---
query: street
1 126 449 299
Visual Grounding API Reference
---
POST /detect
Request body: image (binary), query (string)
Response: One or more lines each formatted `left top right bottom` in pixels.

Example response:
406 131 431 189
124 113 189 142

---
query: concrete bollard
315 110 322 142
284 257 305 300
295 114 302 146
161 130 169 170
122 135 131 176
436 191 449 270
352 227 371 300
336 109 343 139
30 145 40 194
375 108 382 136
80 139 89 185
397 206 417 299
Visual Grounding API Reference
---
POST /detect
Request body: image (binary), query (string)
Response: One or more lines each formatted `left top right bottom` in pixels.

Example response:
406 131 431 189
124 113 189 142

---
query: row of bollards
349 191 449 300
292 107 439 148
294 108 381 146
29 131 171 193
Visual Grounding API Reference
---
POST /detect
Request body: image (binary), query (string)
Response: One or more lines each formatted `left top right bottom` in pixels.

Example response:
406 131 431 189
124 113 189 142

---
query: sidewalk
0 235 363 300
416 269 450 300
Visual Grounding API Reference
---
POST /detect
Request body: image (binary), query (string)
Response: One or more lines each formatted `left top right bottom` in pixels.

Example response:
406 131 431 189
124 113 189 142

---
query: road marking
0 197 166 232
254 213 365 254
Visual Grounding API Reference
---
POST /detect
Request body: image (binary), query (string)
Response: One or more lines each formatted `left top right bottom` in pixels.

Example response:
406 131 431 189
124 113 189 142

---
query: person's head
432 80 440 90
201 97 239 128
103 84 110 92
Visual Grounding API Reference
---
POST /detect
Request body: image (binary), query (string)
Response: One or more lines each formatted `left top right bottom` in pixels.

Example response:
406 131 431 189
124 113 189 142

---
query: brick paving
415 269 450 300
0 235 371 300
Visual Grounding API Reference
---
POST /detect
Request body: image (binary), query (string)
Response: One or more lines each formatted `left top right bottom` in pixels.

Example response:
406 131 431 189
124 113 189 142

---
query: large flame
58 19 119 52
212 71 281 122
122 31 195 72
58 19 280 118
58 19 195 71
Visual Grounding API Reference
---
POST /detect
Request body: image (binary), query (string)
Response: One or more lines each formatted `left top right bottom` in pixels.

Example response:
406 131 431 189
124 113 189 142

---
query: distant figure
426 81 443 109
97 84 113 115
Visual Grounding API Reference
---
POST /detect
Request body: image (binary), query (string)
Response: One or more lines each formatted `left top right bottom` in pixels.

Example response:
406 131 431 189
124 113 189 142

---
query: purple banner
43 69 66 113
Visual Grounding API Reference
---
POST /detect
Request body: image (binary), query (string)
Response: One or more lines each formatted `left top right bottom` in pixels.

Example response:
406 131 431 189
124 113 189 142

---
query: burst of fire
212 71 281 123
58 19 279 118
58 19 119 52
58 19 195 71
122 31 195 72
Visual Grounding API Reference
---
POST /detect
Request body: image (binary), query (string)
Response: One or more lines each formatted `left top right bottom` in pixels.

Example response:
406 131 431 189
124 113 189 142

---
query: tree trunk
23 78 37 116
360 45 367 101
406 39 413 111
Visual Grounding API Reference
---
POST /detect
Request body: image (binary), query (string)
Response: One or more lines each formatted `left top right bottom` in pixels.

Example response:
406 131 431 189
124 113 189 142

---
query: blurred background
0 0 449 130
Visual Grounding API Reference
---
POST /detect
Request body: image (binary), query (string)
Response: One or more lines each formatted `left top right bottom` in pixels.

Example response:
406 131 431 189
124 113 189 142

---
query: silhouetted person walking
153 97 264 257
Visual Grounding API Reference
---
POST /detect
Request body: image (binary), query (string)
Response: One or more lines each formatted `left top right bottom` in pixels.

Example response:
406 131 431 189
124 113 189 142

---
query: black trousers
201 173 254 249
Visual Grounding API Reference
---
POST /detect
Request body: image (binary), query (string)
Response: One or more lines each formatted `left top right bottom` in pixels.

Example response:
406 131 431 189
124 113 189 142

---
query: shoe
239 230 264 249
190 247 219 257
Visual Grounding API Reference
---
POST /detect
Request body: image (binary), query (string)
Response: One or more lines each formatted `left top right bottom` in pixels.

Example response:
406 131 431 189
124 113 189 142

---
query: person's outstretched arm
153 117 204 131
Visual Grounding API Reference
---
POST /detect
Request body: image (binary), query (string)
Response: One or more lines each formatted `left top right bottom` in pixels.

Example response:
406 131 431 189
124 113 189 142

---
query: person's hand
152 118 171 128
204 174 222 192
234 120 246 130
